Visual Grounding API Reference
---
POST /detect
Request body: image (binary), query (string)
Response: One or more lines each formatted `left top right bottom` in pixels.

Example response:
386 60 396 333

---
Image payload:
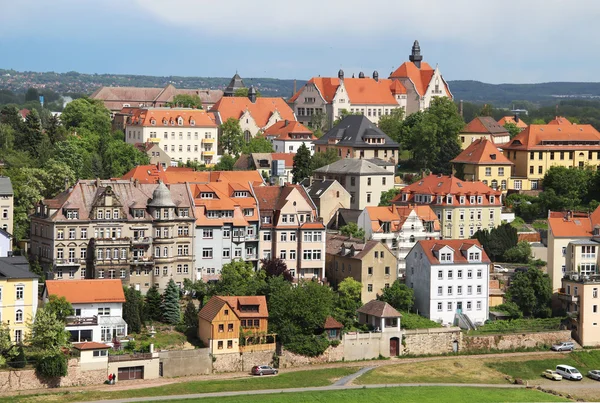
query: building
313 158 395 210
356 300 403 356
358 205 441 276
29 180 196 293
188 181 259 281
44 279 128 345
304 179 351 226
233 153 294 185
253 184 326 281
123 108 219 166
326 234 398 303
263 120 316 154
312 115 399 165
198 295 269 355
405 240 490 326
0 177 14 237
328 208 363 230
223 73 245 97
134 142 172 169
210 89 297 142
121 164 264 186
488 279 505 307
90 84 223 113
548 116 573 125
392 174 502 239
288 40 451 127
502 123 600 191
323 316 343 340
0 256 39 343
458 117 511 150
451 138 514 192
498 115 527 131
560 273 600 347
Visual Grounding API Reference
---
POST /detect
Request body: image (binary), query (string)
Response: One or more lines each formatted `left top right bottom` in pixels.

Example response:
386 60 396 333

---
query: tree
25 87 40 103
334 277 362 330
102 135 150 178
379 188 401 206
493 301 523 319
220 118 244 156
378 108 405 143
332 109 360 126
44 115 67 144
214 153 236 171
234 88 261 97
339 222 365 239
506 267 552 318
0 322 18 366
145 285 163 322
17 109 44 158
61 97 111 136
292 143 311 184
162 279 181 325
309 110 329 132
542 166 594 209
167 94 203 109
479 104 493 117
260 258 293 282
214 260 266 296
183 278 210 308
45 295 74 322
378 280 414 311
123 287 144 333
183 300 199 329
27 308 71 352
503 122 521 139
242 136 274 154
310 148 340 172
473 223 519 262
503 241 532 263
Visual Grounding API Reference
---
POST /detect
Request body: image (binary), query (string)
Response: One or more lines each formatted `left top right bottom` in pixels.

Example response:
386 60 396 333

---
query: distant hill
2 68 600 106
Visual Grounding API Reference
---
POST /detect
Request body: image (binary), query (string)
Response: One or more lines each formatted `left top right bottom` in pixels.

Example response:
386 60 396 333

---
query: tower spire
409 40 423 68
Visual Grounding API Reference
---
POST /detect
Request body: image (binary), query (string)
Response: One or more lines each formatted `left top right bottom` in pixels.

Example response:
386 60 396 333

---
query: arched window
244 130 251 142
15 309 23 323
491 179 498 190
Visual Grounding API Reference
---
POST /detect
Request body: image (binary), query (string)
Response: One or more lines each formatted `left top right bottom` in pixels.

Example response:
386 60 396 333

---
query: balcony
201 138 215 143
54 258 81 266
202 150 215 156
558 289 579 303
131 236 152 245
130 257 154 266
66 316 98 326
94 237 130 246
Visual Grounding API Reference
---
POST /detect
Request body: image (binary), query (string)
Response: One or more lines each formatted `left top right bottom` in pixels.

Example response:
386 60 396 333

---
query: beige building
29 179 196 293
458 117 510 150
560 272 600 347
393 174 502 240
134 142 172 169
313 158 395 210
124 107 219 166
326 234 398 303
305 179 351 226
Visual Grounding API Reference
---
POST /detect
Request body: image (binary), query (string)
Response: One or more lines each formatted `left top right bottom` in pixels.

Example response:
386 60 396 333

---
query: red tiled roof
389 61 437 97
451 138 514 166
253 184 314 213
498 116 528 129
210 97 296 128
264 120 315 141
323 316 343 329
198 296 229 321
503 124 600 151
547 209 600 238
121 165 263 185
73 342 111 350
548 116 573 125
127 108 217 128
289 77 406 105
217 296 268 319
417 239 491 265
462 117 509 136
357 300 402 318
364 205 440 233
45 280 125 304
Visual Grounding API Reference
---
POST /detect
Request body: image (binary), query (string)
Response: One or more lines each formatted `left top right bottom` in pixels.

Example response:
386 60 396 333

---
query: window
350 177 356 186
280 250 287 260
485 167 491 176
368 267 373 275
15 286 23 300
367 177 372 186
476 301 482 310
98 307 111 316
467 285 472 295
202 248 213 259
203 229 213 239
263 232 271 241
93 350 108 357
437 302 443 311
438 270 443 279
14 330 22 344
218 324 224 332
467 270 473 279
227 340 233 349
448 269 453 279
498 167 504 176
218 341 223 350
447 286 453 295
457 269 462 279
437 286 443 296
366 193 371 203
457 286 462 295
280 232 287 242
447 302 452 311
367 284 373 292
477 269 482 279
15 309 23 323
223 249 230 258
477 285 482 294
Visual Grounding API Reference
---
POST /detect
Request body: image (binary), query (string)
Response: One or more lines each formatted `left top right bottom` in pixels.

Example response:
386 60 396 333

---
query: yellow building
451 138 514 192
459 117 510 150
502 121 600 191
392 174 502 240
0 256 39 343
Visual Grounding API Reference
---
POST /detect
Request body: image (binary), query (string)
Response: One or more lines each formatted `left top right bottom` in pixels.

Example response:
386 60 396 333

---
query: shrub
36 353 67 378
400 312 442 330
329 339 341 347
285 334 330 357
10 346 27 369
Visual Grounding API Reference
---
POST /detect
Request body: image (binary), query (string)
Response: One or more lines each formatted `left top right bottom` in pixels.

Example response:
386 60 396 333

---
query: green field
2 367 355 403
157 386 567 403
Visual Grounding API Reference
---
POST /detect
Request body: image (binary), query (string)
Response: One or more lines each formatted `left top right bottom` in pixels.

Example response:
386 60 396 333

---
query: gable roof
323 316 343 329
363 205 440 233
289 77 406 105
45 280 125 304
217 295 268 318
389 61 444 97
451 138 514 166
0 257 38 280
263 120 315 140
126 108 217 128
253 184 315 213
306 179 338 199
313 115 399 149
498 116 528 129
313 158 393 176
234 153 295 171
502 124 600 151
548 116 573 125
198 296 231 321
462 116 509 137
416 239 490 265
0 176 13 195
73 342 111 350
121 165 263 185
547 209 600 238
189 181 258 227
357 300 402 318
210 97 296 128
326 234 395 260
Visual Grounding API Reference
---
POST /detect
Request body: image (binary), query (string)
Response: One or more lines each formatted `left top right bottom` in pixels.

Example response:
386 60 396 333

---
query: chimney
64 177 70 191
514 113 519 123
248 86 257 103
459 100 464 117
293 79 297 94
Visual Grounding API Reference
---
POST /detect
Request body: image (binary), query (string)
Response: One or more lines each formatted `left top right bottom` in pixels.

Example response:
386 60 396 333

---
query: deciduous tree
242 136 274 154
220 118 244 156
214 260 266 296
378 280 414 311
26 308 71 352
260 258 293 282
379 188 401 206
45 295 74 322
506 268 552 318
167 94 203 109
339 222 365 240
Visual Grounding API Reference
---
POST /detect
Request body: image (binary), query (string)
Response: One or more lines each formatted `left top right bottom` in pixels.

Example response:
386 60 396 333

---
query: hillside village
1 40 600 402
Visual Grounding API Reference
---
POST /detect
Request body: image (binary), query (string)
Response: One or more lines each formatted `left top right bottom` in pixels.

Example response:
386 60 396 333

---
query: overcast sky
1 0 599 84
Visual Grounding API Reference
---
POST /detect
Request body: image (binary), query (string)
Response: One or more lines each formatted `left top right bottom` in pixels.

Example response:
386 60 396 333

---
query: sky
1 0 600 84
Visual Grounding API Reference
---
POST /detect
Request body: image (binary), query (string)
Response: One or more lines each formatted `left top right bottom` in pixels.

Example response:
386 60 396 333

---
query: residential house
451 138 514 192
188 182 259 280
73 342 111 371
392 174 502 239
121 164 264 186
498 115 527 131
210 88 297 142
233 153 295 185
29 179 196 293
264 120 316 154
312 115 400 165
304 179 351 226
458 117 511 150
91 84 223 113
548 116 573 125
502 123 600 191
123 108 219 166
323 316 343 340
405 239 490 326
560 272 600 347
44 279 127 345
328 208 363 230
134 142 172 169
0 176 14 239
198 295 269 355
313 158 395 210
326 234 398 303
356 300 403 356
0 256 39 344
253 184 326 281
358 205 441 276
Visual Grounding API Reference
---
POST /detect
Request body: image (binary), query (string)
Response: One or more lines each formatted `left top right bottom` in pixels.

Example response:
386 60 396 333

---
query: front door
390 337 399 356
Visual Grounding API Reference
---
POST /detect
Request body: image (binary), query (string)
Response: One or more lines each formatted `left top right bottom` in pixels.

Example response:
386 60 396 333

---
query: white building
44 279 128 345
263 120 316 154
123 107 219 166
405 240 490 326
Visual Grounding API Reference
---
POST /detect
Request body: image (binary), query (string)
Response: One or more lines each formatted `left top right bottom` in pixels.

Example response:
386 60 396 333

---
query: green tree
260 258 293 282
0 123 15 151
503 241 532 263
145 285 163 322
309 110 329 132
334 277 362 330
479 104 493 117
102 135 150 177
234 88 261 97
25 88 40 103
44 115 67 144
242 136 274 154
26 308 71 352
162 279 181 325
214 153 236 171
17 109 44 158
0 323 18 366
61 97 111 136
167 94 203 109
503 122 521 139
220 118 244 156
379 188 401 206
184 300 199 329
183 278 211 308
506 267 552 318
44 295 74 322
542 166 594 209
473 223 519 262
377 108 405 143
292 143 311 184
332 109 360 126
214 260 266 296
493 301 523 319
378 280 414 311
339 222 365 239
310 148 340 172
123 287 144 333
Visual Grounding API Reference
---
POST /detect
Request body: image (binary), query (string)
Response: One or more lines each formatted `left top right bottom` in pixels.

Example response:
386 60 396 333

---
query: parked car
588 370 600 381
556 365 583 381
551 341 575 352
493 264 508 273
251 365 278 376
542 369 562 381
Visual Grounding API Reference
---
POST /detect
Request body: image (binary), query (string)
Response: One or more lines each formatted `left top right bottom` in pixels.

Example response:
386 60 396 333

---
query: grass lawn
532 220 548 230
487 350 600 380
4 367 356 403
126 323 202 351
158 386 567 403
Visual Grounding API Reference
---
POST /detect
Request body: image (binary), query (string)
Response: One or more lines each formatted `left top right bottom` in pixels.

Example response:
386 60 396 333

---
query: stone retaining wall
212 349 275 373
159 349 212 377
279 345 344 368
463 330 572 351
403 327 462 355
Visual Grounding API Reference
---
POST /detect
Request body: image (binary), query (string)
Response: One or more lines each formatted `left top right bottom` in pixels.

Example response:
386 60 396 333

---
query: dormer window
171 119 175 126
446 195 453 204
402 193 408 202
470 196 476 204
468 252 481 261
459 196 465 205
190 119 195 126
163 118 168 125
477 196 483 204
97 210 104 220
179 208 189 217
177 117 184 126
133 209 145 219
440 252 452 262
200 192 214 199
234 191 249 198
150 119 156 126
490 195 495 204
262 216 271 224
244 208 253 216
66 210 79 220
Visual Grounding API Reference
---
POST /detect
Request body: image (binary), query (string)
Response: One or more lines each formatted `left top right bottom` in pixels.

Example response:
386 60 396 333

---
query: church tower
409 40 423 68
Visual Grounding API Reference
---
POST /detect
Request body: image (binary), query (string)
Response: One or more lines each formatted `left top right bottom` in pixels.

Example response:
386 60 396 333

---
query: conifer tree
184 300 198 329
292 143 311 184
162 279 181 325
145 285 163 322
